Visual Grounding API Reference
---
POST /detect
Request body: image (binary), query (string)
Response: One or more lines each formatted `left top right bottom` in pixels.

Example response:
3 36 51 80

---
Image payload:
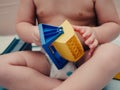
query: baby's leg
54 43 120 90
0 51 62 90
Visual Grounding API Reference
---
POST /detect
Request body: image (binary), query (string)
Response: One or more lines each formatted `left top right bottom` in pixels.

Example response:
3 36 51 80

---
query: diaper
46 54 77 80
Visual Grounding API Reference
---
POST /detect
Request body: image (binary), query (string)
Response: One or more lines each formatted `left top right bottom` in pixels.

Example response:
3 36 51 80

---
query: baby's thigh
77 43 120 67
0 51 50 75
90 43 120 69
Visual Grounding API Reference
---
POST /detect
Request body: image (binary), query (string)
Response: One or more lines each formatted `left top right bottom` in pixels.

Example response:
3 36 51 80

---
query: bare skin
0 0 120 90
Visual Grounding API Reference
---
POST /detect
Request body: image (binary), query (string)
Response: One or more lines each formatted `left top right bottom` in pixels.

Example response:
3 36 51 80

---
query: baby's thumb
73 26 85 35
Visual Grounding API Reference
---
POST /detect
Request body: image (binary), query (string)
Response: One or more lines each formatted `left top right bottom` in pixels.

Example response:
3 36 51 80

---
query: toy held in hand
38 20 84 69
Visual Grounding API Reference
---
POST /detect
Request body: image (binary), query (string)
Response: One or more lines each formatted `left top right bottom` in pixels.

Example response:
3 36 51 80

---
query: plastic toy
39 23 68 69
39 20 84 69
114 72 120 80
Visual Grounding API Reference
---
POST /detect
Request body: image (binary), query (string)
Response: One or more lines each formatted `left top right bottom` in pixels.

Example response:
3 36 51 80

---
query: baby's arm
16 0 40 45
75 0 120 45
93 0 120 44
74 0 120 55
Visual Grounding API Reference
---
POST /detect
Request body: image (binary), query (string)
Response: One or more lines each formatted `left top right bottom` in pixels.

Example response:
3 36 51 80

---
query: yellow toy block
114 72 120 80
53 20 84 62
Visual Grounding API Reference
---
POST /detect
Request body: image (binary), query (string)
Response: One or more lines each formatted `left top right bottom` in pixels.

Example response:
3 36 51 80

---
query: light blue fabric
112 35 120 46
0 87 7 90
103 79 120 90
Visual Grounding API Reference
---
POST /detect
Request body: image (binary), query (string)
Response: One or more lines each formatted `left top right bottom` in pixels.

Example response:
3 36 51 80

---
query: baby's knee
0 51 26 66
0 52 25 76
98 43 120 57
0 55 11 77
96 43 120 67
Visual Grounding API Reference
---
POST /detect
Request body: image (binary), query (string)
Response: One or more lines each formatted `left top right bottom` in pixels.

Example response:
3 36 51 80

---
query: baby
0 0 120 90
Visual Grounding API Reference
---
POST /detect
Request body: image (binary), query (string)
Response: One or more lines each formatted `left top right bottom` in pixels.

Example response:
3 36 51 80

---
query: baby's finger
72 25 79 29
88 39 98 56
85 34 95 45
34 41 41 46
82 30 91 39
73 26 85 35
32 34 41 46
89 39 98 49
88 48 95 56
32 30 41 46
34 29 40 39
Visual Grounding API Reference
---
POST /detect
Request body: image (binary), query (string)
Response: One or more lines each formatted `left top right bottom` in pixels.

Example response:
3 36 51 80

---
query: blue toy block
38 24 68 69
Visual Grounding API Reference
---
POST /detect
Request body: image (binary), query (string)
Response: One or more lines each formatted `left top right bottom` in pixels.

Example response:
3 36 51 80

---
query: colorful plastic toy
114 72 120 80
39 20 84 69
53 20 84 62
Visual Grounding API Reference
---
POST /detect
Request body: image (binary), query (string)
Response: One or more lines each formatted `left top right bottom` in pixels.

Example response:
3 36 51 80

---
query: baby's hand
73 26 98 56
32 26 41 46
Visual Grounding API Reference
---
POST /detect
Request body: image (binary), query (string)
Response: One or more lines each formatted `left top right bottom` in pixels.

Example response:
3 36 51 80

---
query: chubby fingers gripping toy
39 20 84 70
